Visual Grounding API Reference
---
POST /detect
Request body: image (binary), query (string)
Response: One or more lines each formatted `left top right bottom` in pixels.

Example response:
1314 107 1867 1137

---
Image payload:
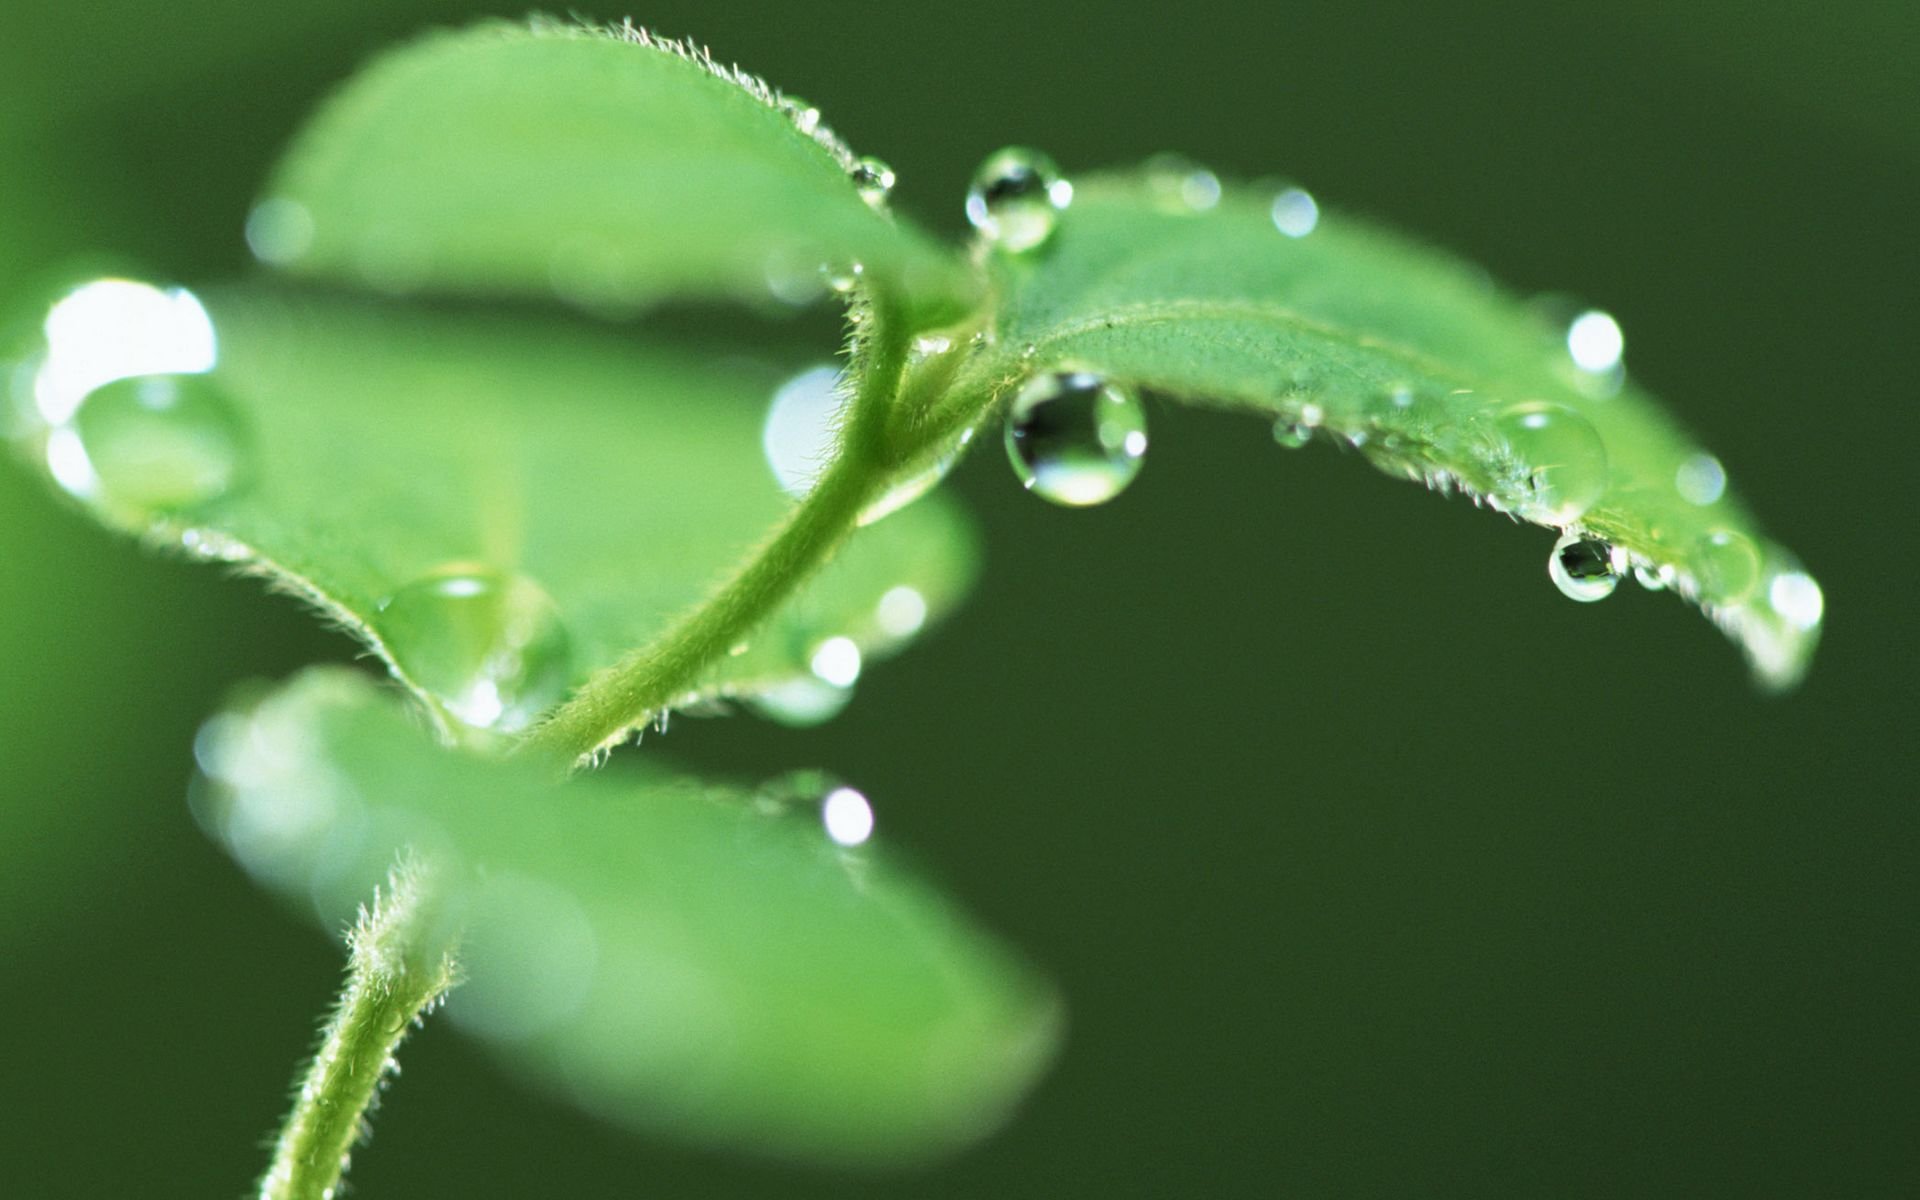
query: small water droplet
65 373 245 513
1633 561 1674 591
850 156 896 209
1692 529 1762 604
1767 570 1824 632
1004 369 1147 506
1272 419 1313 449
809 635 863 688
1549 533 1622 602
875 585 929 639
375 567 573 734
1674 452 1727 506
745 677 852 727
1270 186 1320 237
1495 401 1608 524
820 785 875 848
777 94 821 134
1566 309 1624 374
245 198 315 266
822 260 864 294
1144 154 1222 212
966 147 1073 252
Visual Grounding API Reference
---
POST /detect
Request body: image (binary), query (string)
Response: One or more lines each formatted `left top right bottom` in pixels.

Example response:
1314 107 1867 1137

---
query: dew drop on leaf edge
1692 528 1762 604
1494 400 1609 525
850 156 896 210
374 566 574 735
966 147 1073 253
1004 369 1147 507
1549 532 1622 603
61 373 246 516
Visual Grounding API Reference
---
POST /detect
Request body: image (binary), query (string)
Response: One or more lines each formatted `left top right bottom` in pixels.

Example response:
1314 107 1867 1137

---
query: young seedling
3 18 1821 1198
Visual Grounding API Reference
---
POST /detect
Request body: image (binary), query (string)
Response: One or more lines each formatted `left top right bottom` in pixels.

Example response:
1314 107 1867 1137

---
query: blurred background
2 1 1914 1195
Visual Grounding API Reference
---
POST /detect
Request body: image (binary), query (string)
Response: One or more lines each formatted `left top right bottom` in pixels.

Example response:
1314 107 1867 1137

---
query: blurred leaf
954 171 1823 687
7 282 976 739
193 667 1059 1164
257 20 977 322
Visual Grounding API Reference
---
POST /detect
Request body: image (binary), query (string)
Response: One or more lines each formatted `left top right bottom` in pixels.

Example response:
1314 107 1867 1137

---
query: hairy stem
522 289 921 769
259 860 456 1200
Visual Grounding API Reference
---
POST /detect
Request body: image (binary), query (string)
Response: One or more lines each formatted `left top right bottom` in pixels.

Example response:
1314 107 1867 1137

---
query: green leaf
255 20 976 323
7 280 976 739
192 668 1059 1164
954 170 1823 687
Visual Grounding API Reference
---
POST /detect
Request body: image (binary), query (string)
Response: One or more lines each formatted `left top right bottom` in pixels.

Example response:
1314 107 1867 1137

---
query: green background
2 1 1912 1195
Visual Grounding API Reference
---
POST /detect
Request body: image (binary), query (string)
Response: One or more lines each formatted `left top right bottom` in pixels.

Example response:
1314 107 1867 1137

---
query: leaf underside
951 174 1822 687
194 668 1058 1164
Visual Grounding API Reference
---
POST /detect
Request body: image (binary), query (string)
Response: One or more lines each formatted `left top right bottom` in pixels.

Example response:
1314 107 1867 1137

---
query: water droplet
375 567 573 734
966 147 1073 252
1692 529 1761 604
777 94 821 134
875 585 929 639
245 198 315 266
1004 369 1147 506
1767 570 1824 632
60 373 245 514
809 635 863 688
1566 309 1624 374
1633 561 1674 591
1144 154 1222 212
1674 453 1727 506
762 364 846 499
1272 419 1313 449
1495 401 1608 524
745 676 853 727
821 785 875 848
1271 186 1320 238
850 156 896 209
823 260 864 294
1549 533 1622 602
857 450 954 526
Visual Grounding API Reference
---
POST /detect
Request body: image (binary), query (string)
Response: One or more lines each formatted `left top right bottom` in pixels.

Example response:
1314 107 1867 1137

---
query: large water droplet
1692 529 1761 604
1144 154 1221 213
1495 401 1608 524
965 147 1073 252
61 373 244 514
850 156 896 210
375 567 573 734
1549 533 1622 602
1004 369 1148 506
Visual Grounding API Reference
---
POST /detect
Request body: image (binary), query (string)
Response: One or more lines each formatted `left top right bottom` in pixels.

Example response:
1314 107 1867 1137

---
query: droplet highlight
1549 533 1622 602
1767 571 1824 632
762 364 846 499
1566 309 1624 374
375 567 573 734
821 786 875 848
966 147 1073 252
808 636 863 689
1004 370 1148 507
1495 401 1608 525
1144 154 1222 212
